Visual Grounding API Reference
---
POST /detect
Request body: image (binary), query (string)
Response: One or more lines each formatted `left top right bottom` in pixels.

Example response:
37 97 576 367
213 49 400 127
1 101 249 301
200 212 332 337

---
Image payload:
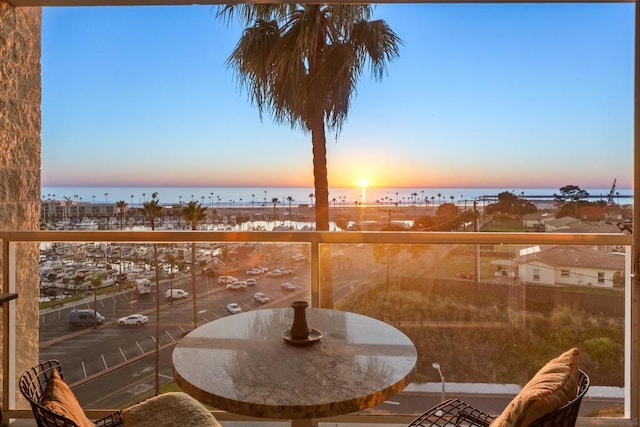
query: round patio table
172 307 417 427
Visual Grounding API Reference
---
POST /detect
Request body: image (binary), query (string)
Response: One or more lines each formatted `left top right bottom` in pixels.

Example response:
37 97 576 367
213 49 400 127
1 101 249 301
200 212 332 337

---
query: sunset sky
41 3 634 190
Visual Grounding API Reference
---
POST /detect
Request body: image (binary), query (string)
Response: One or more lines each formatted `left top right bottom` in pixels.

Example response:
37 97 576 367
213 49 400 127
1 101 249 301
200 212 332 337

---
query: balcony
0 229 633 426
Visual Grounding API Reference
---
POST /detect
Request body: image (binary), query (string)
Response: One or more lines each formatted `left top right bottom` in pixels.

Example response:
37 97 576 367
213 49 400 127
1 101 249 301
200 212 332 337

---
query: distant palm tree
181 201 207 329
141 195 162 231
286 196 294 227
140 193 162 395
218 4 401 232
115 200 127 230
272 197 279 225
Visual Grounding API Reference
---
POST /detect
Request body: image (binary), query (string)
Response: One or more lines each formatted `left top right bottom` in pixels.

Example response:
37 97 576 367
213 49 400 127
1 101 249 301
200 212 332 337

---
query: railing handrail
0 230 631 245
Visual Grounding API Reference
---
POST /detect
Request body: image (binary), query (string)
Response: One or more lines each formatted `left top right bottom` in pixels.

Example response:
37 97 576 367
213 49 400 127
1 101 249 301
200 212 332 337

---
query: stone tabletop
172 307 417 421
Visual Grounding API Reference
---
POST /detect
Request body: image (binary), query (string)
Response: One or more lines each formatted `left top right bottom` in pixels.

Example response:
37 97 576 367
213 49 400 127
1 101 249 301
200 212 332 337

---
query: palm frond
351 19 403 81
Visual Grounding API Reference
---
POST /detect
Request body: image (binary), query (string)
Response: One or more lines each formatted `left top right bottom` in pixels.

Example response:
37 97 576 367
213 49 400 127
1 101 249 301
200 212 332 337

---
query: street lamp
432 362 445 402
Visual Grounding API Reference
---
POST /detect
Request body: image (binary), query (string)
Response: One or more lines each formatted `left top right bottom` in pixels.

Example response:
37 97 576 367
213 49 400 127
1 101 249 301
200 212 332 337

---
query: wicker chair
408 369 590 427
19 359 123 427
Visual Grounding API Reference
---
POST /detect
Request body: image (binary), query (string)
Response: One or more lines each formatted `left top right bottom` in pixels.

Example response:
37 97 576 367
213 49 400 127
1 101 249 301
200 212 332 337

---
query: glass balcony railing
0 230 633 425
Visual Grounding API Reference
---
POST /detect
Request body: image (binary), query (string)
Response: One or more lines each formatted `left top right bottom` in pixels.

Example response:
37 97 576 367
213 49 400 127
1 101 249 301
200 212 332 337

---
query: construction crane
607 178 617 205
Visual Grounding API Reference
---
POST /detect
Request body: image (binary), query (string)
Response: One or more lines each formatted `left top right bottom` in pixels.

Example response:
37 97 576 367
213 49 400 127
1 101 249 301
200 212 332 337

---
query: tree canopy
217 4 401 231
485 191 537 220
554 185 590 204
413 203 465 231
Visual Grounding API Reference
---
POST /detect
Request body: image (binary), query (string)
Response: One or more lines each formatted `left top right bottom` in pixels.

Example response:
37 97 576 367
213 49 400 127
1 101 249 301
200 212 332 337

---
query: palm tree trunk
153 242 160 395
310 116 334 308
191 241 197 329
311 120 329 232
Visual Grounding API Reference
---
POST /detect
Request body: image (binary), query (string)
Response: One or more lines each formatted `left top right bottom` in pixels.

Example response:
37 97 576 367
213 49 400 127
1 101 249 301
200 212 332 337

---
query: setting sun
358 178 369 188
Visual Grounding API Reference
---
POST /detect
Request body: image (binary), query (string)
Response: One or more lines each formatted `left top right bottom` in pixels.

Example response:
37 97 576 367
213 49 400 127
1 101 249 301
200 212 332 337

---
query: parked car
280 267 295 275
292 253 307 261
245 279 257 286
254 292 269 304
245 268 262 275
68 309 104 327
166 289 188 299
267 270 282 277
217 276 237 284
226 281 247 290
226 303 242 314
117 314 148 326
281 283 296 292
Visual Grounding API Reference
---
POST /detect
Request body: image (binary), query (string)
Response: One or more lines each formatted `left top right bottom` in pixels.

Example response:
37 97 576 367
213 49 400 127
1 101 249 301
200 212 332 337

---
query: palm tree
217 4 401 232
271 197 279 227
181 201 207 329
115 200 127 230
286 196 294 227
141 194 162 231
140 193 162 395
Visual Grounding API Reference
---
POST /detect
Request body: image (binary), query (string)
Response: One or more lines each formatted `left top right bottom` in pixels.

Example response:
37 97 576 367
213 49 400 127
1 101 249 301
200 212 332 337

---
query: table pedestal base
291 419 314 427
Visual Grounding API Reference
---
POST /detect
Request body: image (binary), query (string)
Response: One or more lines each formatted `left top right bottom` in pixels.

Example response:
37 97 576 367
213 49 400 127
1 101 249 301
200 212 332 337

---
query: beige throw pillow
40 368 95 427
490 347 580 427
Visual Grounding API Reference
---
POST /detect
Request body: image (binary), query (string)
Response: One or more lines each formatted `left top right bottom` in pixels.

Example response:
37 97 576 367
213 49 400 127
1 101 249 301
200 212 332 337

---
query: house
542 216 582 232
516 245 625 288
205 245 263 275
522 210 555 230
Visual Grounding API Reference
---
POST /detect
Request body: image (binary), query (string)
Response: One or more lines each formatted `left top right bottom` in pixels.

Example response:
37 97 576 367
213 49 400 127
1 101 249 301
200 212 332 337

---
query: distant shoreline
40 185 633 208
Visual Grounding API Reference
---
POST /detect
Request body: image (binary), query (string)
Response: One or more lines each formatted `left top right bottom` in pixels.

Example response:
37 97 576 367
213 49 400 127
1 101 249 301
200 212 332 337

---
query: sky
41 3 635 191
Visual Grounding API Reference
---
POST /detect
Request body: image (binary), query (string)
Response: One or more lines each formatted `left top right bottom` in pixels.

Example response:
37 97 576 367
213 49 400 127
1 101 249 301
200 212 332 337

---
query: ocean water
41 185 631 207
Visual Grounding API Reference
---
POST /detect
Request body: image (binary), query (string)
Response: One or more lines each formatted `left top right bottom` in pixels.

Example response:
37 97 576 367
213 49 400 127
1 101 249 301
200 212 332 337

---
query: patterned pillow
490 348 580 427
122 392 222 427
40 368 95 427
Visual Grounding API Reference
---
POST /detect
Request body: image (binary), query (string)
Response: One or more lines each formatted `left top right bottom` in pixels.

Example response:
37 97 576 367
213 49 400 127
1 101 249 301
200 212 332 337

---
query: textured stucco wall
0 0 41 408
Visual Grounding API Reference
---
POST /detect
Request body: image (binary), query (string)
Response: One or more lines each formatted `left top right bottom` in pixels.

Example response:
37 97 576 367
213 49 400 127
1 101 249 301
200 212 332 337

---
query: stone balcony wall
0 0 42 405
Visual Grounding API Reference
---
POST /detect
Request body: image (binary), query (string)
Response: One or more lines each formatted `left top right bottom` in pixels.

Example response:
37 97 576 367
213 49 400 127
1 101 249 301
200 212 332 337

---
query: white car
226 303 242 314
245 279 257 286
267 270 282 277
226 281 247 290
254 292 269 304
218 276 237 284
117 314 148 326
166 289 188 299
281 283 297 292
245 268 262 275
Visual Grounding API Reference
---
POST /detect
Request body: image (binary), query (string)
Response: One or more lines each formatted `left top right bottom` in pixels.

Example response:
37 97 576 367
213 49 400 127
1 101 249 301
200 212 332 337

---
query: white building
516 245 625 288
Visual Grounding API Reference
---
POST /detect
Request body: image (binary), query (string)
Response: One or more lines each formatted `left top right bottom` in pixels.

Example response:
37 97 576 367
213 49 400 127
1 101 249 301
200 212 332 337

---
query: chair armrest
408 398 495 427
95 411 123 427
